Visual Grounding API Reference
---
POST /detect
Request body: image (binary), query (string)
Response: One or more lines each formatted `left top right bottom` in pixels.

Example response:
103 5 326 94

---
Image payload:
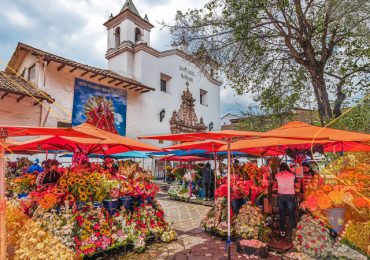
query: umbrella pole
0 137 6 260
227 140 231 260
213 148 217 202
164 157 167 183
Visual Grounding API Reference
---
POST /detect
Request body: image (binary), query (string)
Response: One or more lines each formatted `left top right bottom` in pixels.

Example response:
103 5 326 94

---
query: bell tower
104 0 154 77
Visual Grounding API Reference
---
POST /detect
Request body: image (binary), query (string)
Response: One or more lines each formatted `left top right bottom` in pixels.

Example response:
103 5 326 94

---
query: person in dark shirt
202 162 213 200
36 159 61 186
104 158 118 176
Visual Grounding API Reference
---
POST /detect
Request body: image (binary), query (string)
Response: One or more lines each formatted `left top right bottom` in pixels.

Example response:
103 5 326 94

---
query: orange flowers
354 197 369 208
39 193 58 210
317 195 332 210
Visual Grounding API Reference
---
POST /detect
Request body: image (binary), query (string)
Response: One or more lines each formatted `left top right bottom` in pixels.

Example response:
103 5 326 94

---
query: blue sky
0 0 254 116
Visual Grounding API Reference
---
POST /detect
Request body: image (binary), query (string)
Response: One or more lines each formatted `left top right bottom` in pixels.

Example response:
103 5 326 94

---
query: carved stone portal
170 86 207 134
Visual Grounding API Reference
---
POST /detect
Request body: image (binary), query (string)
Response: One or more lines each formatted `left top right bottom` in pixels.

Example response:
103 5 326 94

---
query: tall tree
169 0 370 125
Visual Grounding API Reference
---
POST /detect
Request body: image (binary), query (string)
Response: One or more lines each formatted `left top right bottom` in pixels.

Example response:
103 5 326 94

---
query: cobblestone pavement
119 193 281 260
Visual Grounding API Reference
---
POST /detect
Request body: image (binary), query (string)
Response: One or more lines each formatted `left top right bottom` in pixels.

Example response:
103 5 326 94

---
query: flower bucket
92 201 103 208
76 202 85 210
103 199 119 216
135 197 144 206
325 207 346 234
146 197 154 204
17 193 28 199
119 196 132 210
103 199 119 210
231 198 244 214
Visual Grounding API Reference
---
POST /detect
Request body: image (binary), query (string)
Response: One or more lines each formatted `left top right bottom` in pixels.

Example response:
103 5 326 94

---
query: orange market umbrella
259 121 370 142
219 137 370 155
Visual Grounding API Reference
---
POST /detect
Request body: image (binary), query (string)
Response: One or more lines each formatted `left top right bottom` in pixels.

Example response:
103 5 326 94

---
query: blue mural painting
72 78 127 135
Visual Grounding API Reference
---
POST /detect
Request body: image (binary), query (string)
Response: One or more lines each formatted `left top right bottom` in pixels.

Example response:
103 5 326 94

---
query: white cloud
0 0 254 115
3 8 34 28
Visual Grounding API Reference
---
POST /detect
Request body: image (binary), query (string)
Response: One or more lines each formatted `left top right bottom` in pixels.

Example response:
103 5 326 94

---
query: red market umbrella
10 132 161 155
166 140 226 151
140 130 264 142
159 155 209 162
0 125 97 138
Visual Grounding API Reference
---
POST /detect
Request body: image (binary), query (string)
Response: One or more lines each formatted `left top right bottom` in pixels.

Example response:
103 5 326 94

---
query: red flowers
93 224 100 230
156 211 164 219
76 215 83 222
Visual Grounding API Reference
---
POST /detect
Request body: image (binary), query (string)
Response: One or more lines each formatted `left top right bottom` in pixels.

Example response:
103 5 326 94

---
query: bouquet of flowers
160 226 177 242
233 202 270 241
201 197 230 236
110 212 129 247
33 210 75 249
14 219 74 259
6 201 29 250
332 241 368 260
6 157 33 179
215 175 255 200
183 169 195 182
293 215 333 258
242 163 270 186
140 182 160 199
10 174 37 194
340 220 370 255
73 205 112 256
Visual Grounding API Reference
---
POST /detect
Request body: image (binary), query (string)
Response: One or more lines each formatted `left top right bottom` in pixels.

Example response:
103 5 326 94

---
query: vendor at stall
301 161 322 192
202 162 213 200
26 158 43 173
104 158 118 176
275 162 297 237
36 159 61 186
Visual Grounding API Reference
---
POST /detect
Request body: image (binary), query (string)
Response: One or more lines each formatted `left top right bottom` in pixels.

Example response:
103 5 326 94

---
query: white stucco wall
0 95 41 126
4 44 220 147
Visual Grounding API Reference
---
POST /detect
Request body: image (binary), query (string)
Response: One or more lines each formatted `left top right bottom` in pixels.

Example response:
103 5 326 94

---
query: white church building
0 0 221 146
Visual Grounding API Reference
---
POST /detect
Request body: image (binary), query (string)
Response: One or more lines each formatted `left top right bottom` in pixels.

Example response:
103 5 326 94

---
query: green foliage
169 0 370 123
331 98 370 133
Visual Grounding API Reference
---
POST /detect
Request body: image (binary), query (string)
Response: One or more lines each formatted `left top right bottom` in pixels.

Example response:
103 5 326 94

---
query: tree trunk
310 71 333 125
333 81 346 118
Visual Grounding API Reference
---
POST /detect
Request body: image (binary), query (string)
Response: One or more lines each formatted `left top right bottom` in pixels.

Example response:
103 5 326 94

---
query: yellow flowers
78 186 87 194
65 194 75 201
57 171 105 202
328 190 345 205
80 193 88 201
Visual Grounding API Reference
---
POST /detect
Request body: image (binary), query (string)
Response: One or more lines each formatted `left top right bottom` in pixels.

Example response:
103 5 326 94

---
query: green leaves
168 0 369 122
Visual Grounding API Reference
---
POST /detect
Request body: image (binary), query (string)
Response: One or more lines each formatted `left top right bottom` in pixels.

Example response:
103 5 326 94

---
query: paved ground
119 193 281 260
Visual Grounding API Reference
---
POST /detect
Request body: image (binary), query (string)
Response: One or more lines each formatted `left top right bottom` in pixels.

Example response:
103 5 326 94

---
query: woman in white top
275 162 297 237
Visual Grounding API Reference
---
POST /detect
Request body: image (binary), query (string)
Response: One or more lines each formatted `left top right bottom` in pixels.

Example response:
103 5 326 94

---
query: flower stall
6 159 176 259
295 153 370 259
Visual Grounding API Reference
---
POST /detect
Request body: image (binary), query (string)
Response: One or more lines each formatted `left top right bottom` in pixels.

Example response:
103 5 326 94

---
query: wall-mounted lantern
160 109 166 122
208 121 214 131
